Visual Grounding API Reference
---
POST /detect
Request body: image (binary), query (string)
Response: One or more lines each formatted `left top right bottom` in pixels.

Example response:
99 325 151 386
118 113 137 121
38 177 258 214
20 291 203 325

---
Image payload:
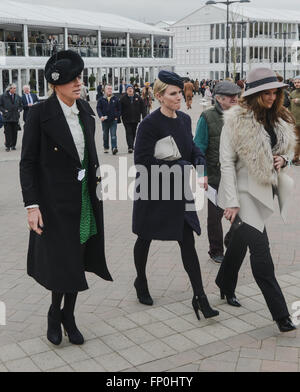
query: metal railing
130 46 151 58
101 45 127 58
154 48 172 58
0 42 24 56
69 45 98 57
28 43 64 57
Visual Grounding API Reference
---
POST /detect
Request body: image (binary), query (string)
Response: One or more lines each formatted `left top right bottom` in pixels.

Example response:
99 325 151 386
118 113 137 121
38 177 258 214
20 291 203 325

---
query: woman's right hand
27 208 44 235
224 207 240 224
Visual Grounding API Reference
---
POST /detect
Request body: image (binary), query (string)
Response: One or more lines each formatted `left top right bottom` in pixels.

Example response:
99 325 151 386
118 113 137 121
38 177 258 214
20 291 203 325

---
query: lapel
76 99 97 166
41 94 81 165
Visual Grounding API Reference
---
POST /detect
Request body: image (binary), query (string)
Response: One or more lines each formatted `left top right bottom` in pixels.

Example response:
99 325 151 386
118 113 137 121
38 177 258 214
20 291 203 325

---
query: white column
17 69 22 95
26 68 30 84
169 36 172 58
127 33 130 59
126 67 130 83
64 28 68 50
35 69 39 95
151 34 154 58
23 24 29 57
0 71 3 94
98 29 101 58
9 69 12 84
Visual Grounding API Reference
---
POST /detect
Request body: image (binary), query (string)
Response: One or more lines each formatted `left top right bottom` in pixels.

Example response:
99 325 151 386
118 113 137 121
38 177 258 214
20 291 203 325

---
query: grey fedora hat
243 67 288 97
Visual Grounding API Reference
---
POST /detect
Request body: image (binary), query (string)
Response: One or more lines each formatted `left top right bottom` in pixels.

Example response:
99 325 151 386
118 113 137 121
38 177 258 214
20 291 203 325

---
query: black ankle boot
192 295 219 320
47 306 62 346
276 317 296 333
220 290 241 307
134 278 153 306
61 310 84 345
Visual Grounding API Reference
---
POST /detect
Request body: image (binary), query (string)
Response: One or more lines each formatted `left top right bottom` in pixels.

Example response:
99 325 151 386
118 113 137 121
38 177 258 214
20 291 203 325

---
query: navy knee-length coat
20 94 112 292
133 108 206 241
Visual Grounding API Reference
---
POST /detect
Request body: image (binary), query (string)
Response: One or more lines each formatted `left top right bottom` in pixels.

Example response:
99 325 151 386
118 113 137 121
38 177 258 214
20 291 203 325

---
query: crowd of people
0 84 39 151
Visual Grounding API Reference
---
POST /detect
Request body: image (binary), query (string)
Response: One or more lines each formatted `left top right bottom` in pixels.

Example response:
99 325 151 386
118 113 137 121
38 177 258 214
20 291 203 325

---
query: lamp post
206 0 250 78
275 29 296 82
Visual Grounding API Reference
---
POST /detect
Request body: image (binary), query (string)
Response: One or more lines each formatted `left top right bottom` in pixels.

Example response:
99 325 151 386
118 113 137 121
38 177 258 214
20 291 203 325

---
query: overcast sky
16 0 300 23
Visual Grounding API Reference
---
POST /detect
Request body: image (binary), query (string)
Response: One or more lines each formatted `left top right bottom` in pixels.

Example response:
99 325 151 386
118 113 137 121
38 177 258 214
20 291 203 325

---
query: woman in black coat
20 50 112 346
132 70 219 321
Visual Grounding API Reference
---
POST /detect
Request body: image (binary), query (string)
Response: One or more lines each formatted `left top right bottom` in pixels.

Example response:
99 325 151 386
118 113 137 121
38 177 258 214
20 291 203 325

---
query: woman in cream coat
215 68 296 333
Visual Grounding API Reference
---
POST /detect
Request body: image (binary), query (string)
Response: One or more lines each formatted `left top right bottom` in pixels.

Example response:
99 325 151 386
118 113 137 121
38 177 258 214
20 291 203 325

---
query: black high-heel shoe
220 290 241 307
47 306 62 346
134 278 153 306
192 295 219 320
61 310 84 345
276 317 296 333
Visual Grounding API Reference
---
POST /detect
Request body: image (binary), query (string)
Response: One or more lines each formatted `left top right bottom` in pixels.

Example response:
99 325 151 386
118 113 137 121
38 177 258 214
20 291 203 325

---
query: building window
279 47 283 62
221 24 225 39
210 25 215 40
249 22 254 38
254 23 259 38
250 47 253 59
264 22 269 38
221 47 225 63
216 24 220 39
215 48 219 63
210 47 214 63
274 47 278 62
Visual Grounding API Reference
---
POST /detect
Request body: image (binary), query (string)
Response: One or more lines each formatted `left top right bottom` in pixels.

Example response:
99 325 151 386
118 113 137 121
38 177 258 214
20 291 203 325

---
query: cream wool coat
218 105 296 233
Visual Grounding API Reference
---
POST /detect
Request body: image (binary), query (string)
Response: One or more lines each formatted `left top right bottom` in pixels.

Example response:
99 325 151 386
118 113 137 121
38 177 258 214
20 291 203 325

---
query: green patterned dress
78 117 97 244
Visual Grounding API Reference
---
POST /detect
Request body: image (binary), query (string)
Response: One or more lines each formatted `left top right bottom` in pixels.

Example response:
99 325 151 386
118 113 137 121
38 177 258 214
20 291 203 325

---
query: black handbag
224 215 243 248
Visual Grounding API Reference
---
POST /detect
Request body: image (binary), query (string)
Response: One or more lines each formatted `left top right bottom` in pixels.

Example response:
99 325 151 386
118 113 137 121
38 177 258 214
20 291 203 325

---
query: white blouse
57 97 85 162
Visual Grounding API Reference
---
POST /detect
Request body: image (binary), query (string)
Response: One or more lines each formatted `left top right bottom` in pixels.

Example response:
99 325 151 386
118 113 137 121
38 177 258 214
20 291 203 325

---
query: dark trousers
124 122 138 149
4 122 18 148
207 184 224 256
134 222 205 296
215 223 289 321
102 120 117 150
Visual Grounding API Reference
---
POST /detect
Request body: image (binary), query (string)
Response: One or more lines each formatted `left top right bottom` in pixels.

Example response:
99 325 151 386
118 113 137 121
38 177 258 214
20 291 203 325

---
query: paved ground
0 95 300 372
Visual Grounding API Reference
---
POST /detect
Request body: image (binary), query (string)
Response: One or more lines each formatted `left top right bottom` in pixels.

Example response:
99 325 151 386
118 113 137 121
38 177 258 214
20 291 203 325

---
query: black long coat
0 92 23 123
20 94 112 293
132 109 206 241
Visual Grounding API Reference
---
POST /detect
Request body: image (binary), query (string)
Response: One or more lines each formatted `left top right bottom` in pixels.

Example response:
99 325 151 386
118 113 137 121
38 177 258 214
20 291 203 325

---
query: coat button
54 147 58 151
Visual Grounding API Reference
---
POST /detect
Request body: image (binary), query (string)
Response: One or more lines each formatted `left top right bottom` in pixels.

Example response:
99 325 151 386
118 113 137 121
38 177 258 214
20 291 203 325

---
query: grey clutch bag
154 136 182 161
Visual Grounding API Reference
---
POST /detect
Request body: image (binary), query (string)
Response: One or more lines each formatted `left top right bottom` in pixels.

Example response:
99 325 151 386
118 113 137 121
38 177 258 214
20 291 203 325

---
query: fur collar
223 105 296 186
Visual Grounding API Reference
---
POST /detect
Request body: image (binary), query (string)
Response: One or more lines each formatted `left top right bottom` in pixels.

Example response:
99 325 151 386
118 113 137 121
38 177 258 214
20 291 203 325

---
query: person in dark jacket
194 80 241 264
120 85 145 153
22 85 39 123
20 50 112 347
0 84 23 151
132 70 219 321
96 84 121 155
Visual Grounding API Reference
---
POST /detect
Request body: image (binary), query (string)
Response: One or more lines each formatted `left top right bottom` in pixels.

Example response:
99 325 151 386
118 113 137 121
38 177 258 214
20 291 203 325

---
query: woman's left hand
224 207 240 224
273 155 285 173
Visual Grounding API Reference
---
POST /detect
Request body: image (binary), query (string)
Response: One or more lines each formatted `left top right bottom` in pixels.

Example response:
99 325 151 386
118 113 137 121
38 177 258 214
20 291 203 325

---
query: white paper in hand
205 185 218 206
78 169 86 182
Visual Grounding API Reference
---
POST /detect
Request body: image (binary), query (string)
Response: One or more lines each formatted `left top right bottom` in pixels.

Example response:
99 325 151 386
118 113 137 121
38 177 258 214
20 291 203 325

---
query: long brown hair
240 88 294 128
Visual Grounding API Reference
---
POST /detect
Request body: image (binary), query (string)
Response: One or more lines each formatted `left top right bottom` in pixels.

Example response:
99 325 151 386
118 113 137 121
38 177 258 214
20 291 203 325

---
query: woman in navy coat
132 70 219 321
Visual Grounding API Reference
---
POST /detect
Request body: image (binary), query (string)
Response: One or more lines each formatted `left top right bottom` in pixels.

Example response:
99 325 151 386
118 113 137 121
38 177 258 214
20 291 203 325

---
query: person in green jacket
194 80 241 264
289 76 300 165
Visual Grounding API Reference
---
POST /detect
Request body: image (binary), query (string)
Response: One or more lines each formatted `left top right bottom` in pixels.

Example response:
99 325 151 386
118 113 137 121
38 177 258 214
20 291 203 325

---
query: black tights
134 222 205 296
51 292 78 318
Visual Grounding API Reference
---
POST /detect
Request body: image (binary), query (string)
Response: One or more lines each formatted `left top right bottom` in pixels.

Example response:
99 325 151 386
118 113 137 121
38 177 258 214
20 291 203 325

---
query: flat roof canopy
0 1 173 36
